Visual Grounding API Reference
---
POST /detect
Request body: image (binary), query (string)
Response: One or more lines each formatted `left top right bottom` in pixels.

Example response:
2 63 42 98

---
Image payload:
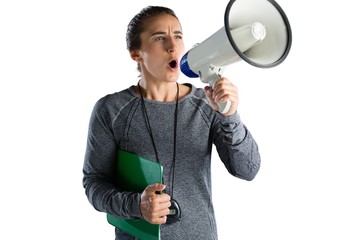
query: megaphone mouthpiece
251 22 266 41
231 22 266 53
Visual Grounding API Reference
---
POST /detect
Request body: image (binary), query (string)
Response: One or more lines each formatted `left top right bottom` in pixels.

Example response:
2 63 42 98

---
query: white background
1 0 359 239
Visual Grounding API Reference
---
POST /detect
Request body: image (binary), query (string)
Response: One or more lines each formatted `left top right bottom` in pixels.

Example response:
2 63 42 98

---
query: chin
166 71 179 82
170 76 180 82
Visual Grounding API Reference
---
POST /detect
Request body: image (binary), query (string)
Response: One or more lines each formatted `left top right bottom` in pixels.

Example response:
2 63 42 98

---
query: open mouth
169 60 177 69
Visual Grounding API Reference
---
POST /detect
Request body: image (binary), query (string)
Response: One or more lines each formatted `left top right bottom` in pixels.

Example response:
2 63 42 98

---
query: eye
154 36 165 41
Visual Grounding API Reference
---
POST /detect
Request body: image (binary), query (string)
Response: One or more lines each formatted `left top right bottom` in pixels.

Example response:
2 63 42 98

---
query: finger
214 88 237 105
212 78 233 93
151 214 168 225
147 200 171 213
143 192 171 212
141 184 167 215
145 211 168 224
144 183 166 194
213 80 237 97
212 77 231 89
151 205 171 224
141 196 171 224
213 83 238 103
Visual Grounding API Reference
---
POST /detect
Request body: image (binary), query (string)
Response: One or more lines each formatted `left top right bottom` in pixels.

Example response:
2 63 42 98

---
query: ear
130 50 142 62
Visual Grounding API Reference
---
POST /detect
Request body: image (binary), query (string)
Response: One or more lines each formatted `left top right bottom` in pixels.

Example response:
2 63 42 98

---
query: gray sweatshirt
83 83 261 240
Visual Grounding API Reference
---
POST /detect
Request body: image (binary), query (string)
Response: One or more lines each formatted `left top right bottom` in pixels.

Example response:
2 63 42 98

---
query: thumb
204 86 213 96
145 183 166 194
204 86 218 111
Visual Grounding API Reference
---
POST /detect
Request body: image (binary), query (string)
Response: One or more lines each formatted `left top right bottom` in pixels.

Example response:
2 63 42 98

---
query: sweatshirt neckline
128 83 195 104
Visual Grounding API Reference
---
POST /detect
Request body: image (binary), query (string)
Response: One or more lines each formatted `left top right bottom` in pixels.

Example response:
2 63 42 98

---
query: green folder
107 150 163 240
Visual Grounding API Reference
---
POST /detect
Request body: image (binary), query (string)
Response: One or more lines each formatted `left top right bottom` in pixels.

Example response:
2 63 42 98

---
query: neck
138 80 179 102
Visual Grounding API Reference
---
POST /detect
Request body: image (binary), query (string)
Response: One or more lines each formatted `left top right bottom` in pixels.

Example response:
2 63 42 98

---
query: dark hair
126 6 179 72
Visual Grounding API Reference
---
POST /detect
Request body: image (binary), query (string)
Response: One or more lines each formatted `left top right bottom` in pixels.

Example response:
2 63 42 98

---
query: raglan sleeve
82 97 143 219
212 111 261 181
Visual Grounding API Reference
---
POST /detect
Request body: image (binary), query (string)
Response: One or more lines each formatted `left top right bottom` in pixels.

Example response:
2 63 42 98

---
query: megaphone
180 0 292 114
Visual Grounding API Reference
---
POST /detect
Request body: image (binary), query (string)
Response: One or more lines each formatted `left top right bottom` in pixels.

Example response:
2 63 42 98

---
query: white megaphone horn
180 0 292 114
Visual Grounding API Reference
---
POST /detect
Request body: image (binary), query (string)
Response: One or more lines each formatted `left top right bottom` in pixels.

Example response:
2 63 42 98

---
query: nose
167 38 176 53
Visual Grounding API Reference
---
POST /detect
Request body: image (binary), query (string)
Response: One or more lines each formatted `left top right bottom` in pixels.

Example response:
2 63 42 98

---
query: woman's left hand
204 77 239 116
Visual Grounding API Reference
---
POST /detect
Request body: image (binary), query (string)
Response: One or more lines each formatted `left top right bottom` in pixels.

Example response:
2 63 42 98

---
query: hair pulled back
126 6 178 51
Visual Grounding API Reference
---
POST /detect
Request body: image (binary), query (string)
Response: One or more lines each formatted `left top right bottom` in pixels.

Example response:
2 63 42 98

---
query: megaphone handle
208 78 232 114
216 99 231 114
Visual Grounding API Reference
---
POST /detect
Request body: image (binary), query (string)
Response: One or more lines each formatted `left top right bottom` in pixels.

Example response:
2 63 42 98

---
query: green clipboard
107 150 163 240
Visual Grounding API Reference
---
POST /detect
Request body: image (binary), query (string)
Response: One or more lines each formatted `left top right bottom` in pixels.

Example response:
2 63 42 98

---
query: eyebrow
151 30 183 36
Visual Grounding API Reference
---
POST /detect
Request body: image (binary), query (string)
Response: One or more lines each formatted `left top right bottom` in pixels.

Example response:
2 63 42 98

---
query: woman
83 6 261 239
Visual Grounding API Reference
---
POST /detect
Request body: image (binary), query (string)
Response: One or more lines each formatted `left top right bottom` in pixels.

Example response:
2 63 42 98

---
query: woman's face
132 14 185 83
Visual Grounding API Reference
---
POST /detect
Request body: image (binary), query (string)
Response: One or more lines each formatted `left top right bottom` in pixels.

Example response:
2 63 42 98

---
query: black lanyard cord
137 81 179 198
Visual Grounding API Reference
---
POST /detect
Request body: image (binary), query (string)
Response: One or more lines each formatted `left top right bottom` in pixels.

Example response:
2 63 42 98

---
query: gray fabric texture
83 83 261 239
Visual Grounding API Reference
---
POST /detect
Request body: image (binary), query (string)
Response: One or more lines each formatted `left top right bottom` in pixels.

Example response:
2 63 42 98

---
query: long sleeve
82 97 143 219
212 112 261 181
83 85 261 239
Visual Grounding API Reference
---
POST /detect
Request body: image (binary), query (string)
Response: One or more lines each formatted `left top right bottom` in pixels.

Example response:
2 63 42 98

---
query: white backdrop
1 0 359 239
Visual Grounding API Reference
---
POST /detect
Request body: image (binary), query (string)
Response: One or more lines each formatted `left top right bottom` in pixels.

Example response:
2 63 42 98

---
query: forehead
142 14 182 34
